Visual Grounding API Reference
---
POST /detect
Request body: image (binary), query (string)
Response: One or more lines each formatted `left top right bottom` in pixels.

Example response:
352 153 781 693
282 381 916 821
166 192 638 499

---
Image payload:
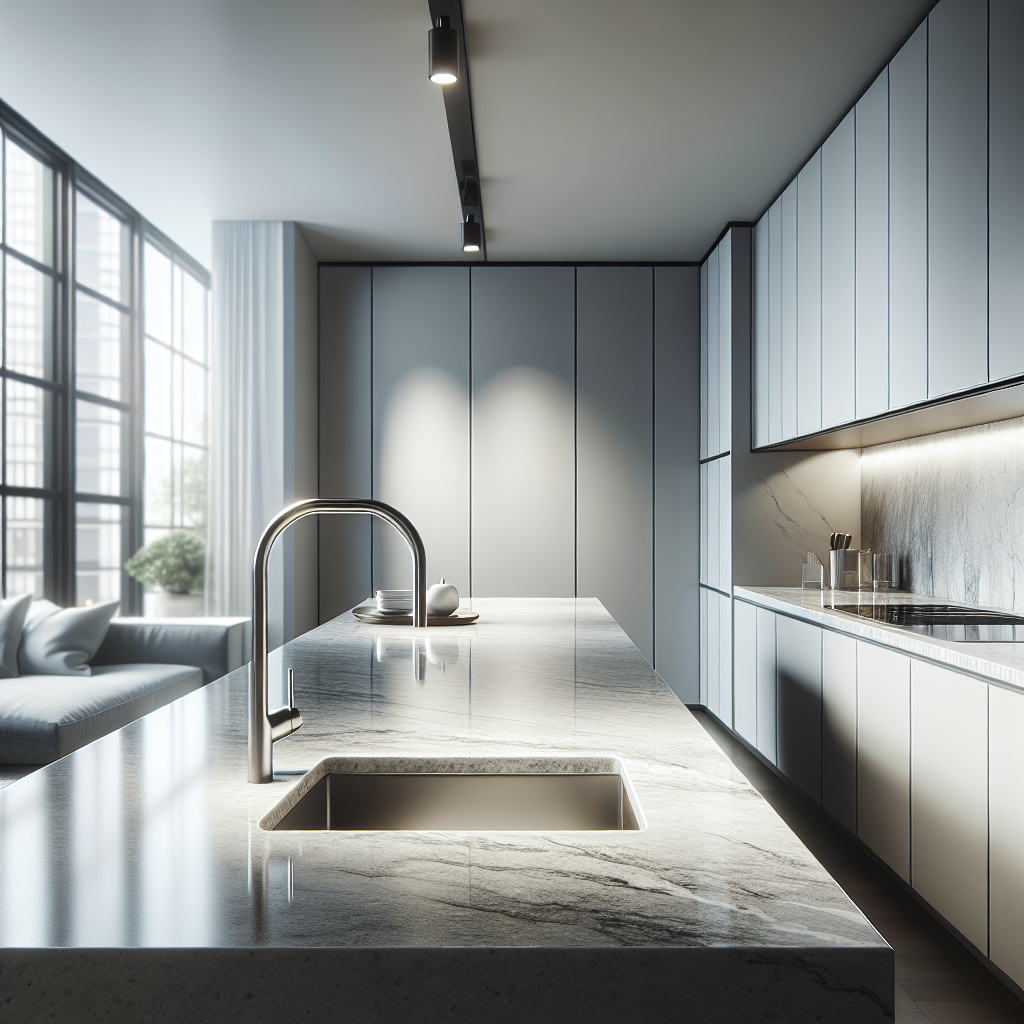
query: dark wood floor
693 708 1024 1024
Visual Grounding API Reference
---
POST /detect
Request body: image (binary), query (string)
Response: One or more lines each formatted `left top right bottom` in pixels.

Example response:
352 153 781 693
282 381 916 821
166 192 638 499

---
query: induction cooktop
838 602 1024 642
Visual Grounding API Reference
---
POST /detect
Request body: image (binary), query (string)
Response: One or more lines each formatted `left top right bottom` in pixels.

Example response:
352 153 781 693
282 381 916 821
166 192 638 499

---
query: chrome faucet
248 498 427 784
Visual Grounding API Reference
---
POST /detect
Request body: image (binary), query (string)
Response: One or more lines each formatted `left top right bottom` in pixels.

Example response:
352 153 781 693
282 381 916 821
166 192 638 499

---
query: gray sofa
0 616 249 765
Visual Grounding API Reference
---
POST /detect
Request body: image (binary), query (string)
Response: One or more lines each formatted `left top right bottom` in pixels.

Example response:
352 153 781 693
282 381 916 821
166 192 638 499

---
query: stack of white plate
376 589 413 615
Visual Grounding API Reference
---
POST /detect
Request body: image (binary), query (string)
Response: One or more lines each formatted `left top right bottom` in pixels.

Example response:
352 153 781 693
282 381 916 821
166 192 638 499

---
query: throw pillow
18 599 120 676
0 593 32 678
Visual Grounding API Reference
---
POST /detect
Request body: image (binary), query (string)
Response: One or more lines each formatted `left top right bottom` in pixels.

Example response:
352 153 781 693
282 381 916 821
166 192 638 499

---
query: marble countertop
0 598 884 954
736 586 1024 690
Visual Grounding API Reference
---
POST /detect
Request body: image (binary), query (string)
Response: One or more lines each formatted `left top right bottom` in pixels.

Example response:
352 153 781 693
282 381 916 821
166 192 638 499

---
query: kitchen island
0 598 891 1022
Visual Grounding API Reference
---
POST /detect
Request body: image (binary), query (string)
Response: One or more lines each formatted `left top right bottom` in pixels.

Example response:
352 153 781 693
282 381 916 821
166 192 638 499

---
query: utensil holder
829 549 873 591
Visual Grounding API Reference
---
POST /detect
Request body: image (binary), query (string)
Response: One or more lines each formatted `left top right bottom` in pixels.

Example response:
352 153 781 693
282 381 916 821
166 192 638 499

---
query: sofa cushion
0 663 204 764
92 617 249 684
18 600 119 676
0 594 32 678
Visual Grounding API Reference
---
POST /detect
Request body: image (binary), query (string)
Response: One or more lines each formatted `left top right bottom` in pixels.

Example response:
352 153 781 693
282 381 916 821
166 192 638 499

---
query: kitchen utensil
426 578 459 616
829 549 872 591
353 604 479 627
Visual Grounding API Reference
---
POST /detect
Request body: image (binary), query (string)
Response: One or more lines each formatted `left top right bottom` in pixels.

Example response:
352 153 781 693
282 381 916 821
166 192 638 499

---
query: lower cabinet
822 630 857 833
733 601 757 746
776 615 822 803
911 661 988 951
857 641 911 882
990 685 1024 988
728 600 1024 975
755 607 777 764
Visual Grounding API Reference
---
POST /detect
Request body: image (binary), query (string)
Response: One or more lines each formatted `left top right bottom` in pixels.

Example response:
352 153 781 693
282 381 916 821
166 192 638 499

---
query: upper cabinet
752 0 1023 450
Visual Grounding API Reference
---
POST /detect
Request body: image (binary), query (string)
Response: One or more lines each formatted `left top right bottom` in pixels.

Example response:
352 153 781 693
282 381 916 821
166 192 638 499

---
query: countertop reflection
0 598 884 952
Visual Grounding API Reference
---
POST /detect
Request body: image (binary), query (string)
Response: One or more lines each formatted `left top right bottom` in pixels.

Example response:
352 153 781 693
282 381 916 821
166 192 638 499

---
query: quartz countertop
737 586 1024 690
0 598 891 1023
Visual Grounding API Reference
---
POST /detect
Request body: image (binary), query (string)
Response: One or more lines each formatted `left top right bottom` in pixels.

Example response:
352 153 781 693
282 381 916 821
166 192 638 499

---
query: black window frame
0 97 210 613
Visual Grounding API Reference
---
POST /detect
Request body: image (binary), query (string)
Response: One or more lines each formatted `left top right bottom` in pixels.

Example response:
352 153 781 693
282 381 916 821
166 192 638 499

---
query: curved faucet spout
248 498 427 783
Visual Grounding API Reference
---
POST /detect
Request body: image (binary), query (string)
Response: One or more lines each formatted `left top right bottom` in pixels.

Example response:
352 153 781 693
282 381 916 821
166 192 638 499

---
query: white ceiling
0 0 935 268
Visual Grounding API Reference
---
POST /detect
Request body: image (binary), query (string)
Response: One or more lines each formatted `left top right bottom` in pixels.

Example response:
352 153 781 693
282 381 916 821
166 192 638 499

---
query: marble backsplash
862 416 1024 613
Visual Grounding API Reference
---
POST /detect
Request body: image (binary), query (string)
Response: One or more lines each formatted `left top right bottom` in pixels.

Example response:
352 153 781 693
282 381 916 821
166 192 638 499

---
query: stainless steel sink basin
261 757 644 832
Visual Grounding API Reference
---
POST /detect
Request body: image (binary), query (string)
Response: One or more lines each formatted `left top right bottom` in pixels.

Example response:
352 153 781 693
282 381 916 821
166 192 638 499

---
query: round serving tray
352 604 479 627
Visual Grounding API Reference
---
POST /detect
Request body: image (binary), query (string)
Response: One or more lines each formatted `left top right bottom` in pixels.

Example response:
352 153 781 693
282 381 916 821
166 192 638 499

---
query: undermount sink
261 756 645 832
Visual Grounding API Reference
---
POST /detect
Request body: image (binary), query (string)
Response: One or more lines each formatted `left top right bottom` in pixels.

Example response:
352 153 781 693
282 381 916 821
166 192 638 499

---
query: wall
317 264 702 699
863 418 1024 613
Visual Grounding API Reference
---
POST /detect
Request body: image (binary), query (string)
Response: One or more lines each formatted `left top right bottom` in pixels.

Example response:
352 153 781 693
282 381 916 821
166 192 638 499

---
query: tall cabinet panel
700 262 708 460
990 685 1024 989
768 198 783 444
706 249 721 457
717 233 733 449
470 267 575 597
928 0 988 398
821 111 856 429
855 70 889 420
911 660 988 952
889 22 929 410
989 0 1024 382
822 630 857 834
797 152 822 437
776 615 823 803
781 182 798 439
318 266 372 620
753 216 770 448
654 267 700 701
577 267 654 662
857 642 911 881
755 607 777 764
733 601 757 745
372 267 470 593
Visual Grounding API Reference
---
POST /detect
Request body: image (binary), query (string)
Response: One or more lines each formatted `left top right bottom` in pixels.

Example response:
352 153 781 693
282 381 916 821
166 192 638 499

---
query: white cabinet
888 22 929 411
855 69 889 420
927 0 988 399
988 0 1024 382
768 198 783 444
755 607 777 764
701 588 733 724
911 660 988 951
752 216 770 448
820 111 856 430
822 630 857 833
796 152 822 437
776 615 822 803
990 685 1024 987
781 182 798 439
857 642 911 881
733 601 757 745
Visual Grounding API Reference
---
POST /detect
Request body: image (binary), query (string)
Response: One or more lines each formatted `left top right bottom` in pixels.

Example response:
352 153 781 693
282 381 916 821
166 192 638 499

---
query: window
74 191 132 606
141 241 209 615
0 100 209 612
1 132 58 600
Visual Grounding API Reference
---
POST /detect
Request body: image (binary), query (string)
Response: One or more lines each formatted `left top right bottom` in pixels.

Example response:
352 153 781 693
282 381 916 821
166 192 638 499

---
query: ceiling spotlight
429 16 458 84
462 214 481 253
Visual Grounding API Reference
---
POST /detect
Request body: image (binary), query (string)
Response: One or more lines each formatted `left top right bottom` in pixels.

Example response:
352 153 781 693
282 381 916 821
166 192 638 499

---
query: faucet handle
287 667 295 709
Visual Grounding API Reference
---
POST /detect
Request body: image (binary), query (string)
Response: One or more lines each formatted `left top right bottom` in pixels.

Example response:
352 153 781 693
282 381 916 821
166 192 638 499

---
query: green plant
125 532 205 594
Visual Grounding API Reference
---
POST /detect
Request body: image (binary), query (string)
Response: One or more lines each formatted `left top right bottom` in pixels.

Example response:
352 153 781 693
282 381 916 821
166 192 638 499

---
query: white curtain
206 222 284 625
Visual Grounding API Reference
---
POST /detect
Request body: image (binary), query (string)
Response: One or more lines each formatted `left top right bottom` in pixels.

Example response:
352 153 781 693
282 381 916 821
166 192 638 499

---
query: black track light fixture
461 214 481 253
429 16 458 84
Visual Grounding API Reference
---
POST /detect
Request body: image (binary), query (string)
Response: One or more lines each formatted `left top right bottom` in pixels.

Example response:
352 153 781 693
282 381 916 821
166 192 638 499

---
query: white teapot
426 577 459 616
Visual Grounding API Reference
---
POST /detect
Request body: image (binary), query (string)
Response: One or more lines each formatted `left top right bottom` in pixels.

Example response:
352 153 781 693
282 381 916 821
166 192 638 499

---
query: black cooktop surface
839 602 1024 642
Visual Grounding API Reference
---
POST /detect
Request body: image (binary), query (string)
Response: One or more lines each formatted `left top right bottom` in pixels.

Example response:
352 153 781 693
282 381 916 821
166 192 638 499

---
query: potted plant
125 532 205 617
